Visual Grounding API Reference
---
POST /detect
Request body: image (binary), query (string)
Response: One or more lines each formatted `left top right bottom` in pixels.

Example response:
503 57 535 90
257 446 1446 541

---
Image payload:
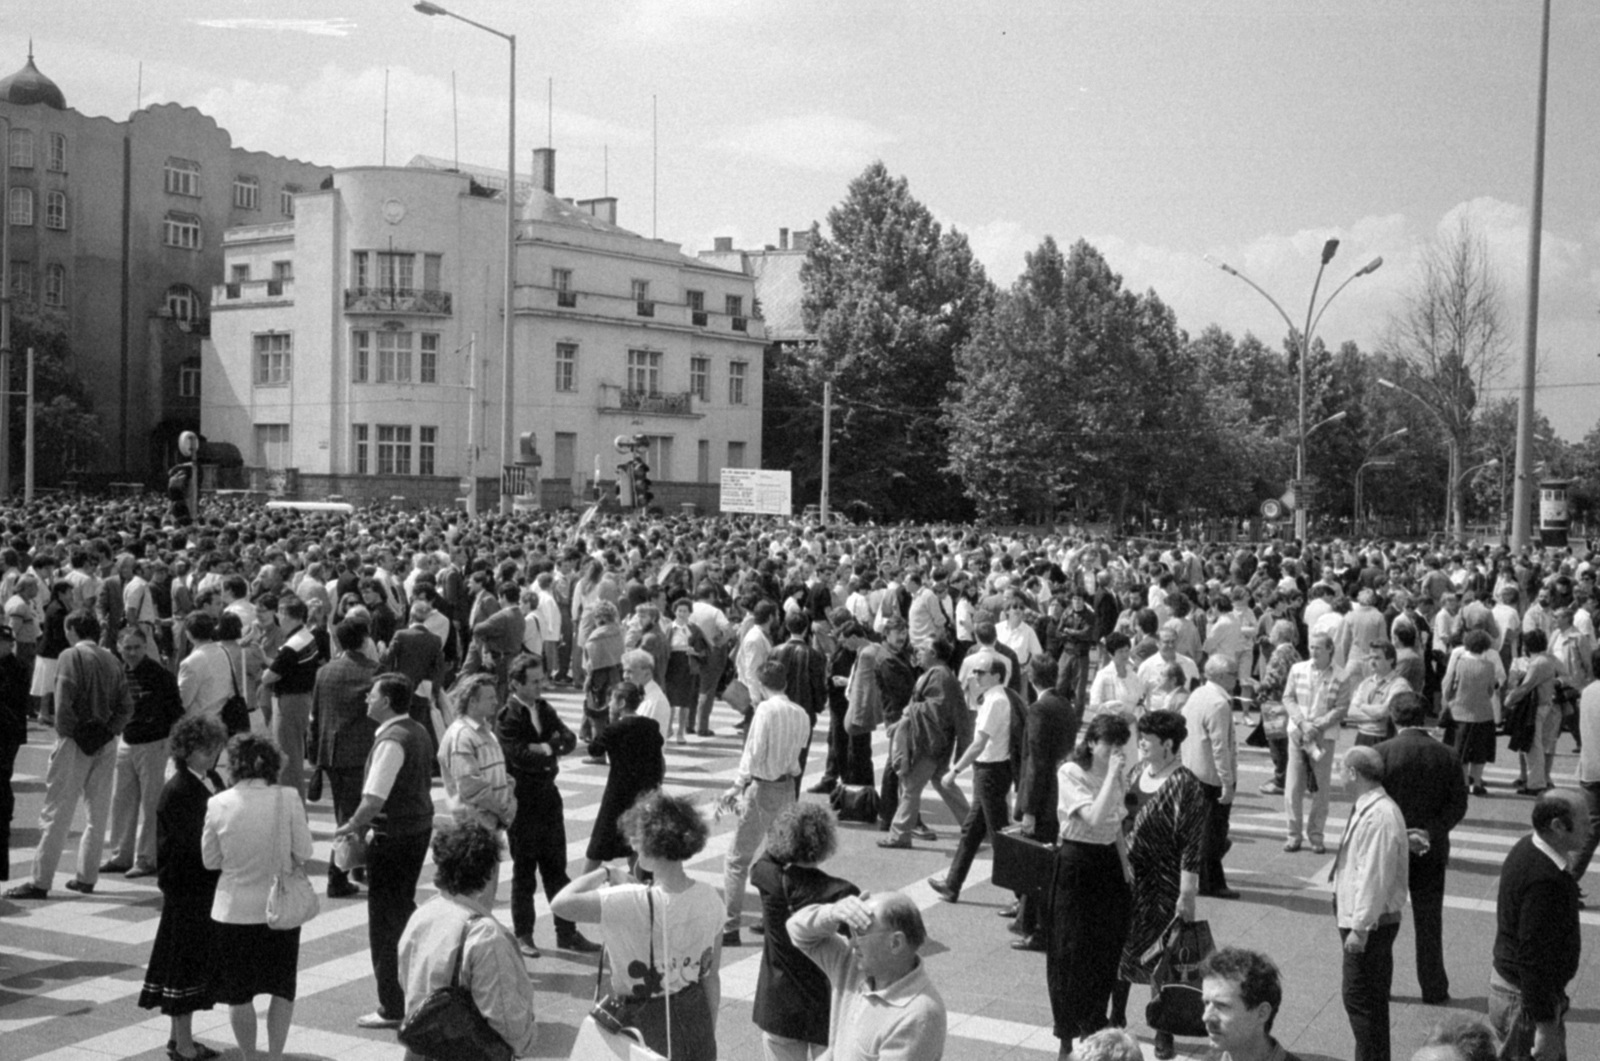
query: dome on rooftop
0 49 67 110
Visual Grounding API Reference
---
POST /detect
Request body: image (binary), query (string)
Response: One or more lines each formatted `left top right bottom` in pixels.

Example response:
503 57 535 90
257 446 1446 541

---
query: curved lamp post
1376 376 1470 540
1205 242 1381 542
415 1 517 516
1352 427 1408 537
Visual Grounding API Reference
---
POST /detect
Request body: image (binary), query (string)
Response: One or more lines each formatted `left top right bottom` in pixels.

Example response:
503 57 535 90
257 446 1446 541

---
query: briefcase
991 826 1055 894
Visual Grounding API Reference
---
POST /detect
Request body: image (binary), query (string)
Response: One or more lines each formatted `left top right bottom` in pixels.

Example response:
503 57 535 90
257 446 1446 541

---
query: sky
9 1 1598 437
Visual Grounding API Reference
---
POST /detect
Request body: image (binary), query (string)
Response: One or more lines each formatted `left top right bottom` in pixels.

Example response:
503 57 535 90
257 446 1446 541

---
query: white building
202 154 764 507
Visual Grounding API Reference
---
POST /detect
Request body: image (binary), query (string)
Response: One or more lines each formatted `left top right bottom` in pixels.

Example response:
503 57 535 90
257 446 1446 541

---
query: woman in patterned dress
1111 709 1207 1061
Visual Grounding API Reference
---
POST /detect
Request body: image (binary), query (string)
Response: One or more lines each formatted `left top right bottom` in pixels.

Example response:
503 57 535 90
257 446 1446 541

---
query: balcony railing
636 300 655 317
691 310 708 326
731 316 747 332
598 385 697 417
344 287 453 315
557 290 578 308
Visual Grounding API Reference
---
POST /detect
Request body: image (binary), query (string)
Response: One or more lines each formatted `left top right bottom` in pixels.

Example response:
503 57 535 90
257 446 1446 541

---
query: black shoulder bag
397 915 514 1061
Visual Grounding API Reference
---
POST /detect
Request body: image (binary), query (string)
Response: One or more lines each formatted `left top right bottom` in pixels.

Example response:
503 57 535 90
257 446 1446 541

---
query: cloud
707 114 897 173
952 218 1039 289
190 18 358 38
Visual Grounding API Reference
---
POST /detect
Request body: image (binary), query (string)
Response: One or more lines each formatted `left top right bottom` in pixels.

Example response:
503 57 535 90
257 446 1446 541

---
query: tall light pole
1376 376 1470 539
1205 243 1381 542
1 115 12 499
1456 458 1500 538
1511 0 1553 550
1352 427 1408 537
415 1 517 516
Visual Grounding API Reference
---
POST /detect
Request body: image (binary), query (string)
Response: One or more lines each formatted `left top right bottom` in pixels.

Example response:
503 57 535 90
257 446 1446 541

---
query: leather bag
991 826 1055 895
829 782 880 824
1144 917 1215 1037
265 788 320 930
398 915 514 1061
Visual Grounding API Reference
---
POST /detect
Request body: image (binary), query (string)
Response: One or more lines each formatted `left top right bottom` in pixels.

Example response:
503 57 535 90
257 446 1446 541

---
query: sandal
167 1041 221 1061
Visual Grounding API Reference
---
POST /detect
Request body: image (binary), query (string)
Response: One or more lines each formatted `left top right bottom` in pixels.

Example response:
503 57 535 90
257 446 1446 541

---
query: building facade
202 157 765 508
0 49 333 481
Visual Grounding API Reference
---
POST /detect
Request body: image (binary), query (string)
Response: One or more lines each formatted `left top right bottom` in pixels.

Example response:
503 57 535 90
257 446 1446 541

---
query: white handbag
264 787 320 930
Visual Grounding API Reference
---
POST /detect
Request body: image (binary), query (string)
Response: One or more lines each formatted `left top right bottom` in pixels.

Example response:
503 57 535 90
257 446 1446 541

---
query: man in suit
471 583 525 700
1376 691 1469 1004
770 611 829 789
1008 653 1081 949
311 618 378 898
1489 789 1589 1061
334 671 435 1031
378 602 446 744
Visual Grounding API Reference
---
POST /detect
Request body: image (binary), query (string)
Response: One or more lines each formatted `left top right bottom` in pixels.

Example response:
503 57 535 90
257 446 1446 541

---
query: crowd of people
0 490 1596 1061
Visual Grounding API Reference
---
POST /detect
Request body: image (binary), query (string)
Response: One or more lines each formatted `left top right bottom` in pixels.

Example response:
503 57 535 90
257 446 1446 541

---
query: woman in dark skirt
581 681 666 873
663 596 707 745
201 733 313 1061
1442 627 1503 796
139 715 228 1061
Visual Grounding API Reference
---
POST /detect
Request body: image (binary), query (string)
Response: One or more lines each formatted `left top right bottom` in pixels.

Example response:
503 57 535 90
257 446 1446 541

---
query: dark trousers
584 665 620 756
0 739 17 881
1055 648 1090 709
508 781 574 940
1341 920 1400 1061
945 760 1013 893
367 828 432 1019
326 768 364 888
822 696 874 787
1267 735 1289 786
1409 844 1449 1001
1047 840 1132 1042
1571 781 1600 879
1196 779 1232 893
878 720 902 829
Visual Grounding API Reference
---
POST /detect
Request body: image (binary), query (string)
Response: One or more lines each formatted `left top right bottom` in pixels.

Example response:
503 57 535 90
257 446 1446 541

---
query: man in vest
334 672 435 1030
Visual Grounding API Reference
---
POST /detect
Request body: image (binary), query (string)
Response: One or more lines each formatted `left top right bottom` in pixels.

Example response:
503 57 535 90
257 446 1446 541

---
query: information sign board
720 468 792 516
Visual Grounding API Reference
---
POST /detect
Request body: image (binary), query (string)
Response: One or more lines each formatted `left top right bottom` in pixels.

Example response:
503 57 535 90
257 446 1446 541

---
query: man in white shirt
1282 633 1350 855
1183 654 1239 899
176 612 234 722
690 585 734 735
907 570 954 652
929 657 1012 903
720 659 810 945
1136 628 1200 689
621 648 670 737
732 600 777 730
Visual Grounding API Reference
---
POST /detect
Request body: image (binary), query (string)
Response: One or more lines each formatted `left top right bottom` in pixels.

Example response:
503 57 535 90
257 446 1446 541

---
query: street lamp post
1205 243 1381 543
415 1 517 517
1376 376 1467 539
1352 427 1408 537
1455 458 1500 539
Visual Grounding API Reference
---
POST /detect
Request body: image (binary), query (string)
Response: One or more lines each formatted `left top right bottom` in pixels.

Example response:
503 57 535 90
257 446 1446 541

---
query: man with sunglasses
788 891 947 1060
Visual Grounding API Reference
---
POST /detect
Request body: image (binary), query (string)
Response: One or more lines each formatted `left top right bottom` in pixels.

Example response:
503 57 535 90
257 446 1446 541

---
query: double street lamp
1376 376 1471 540
1352 427 1408 537
1206 240 1382 542
414 1 518 516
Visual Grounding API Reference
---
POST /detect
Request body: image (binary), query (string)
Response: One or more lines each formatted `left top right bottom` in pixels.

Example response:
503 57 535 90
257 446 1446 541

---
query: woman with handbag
1441 627 1504 796
200 733 313 1061
553 789 724 1060
139 714 228 1061
397 818 537 1060
1252 620 1301 796
1109 709 1207 1060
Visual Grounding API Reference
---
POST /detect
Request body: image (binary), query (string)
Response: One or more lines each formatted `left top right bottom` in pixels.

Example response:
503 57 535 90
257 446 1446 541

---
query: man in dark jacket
312 618 378 898
809 613 874 793
0 626 30 881
497 652 598 957
472 582 525 700
1375 691 1468 1004
100 627 184 878
873 618 920 833
1008 654 1082 948
378 602 446 742
879 638 970 849
1489 789 1588 1060
770 611 829 792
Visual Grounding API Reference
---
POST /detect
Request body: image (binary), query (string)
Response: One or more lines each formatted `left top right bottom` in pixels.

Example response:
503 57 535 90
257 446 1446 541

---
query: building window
632 279 653 317
253 332 292 385
44 191 65 230
352 330 370 383
377 251 414 292
419 426 437 476
553 267 576 307
47 133 66 172
554 432 576 480
8 129 33 169
280 184 299 217
233 176 259 210
10 265 32 299
178 359 200 398
420 333 439 384
423 253 442 291
8 187 33 226
627 349 662 396
352 251 369 289
255 424 290 469
555 343 576 392
272 260 293 281
377 425 412 475
42 263 65 307
378 331 412 383
164 158 200 197
353 424 369 474
697 439 710 483
727 441 746 469
727 293 747 331
688 289 706 326
728 360 747 405
690 356 708 401
166 284 199 321
163 212 201 250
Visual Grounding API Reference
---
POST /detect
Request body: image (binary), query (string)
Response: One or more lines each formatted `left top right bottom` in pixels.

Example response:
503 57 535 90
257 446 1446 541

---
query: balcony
691 310 708 326
731 316 747 332
598 385 700 418
636 300 655 317
344 287 452 316
556 290 578 308
213 277 294 305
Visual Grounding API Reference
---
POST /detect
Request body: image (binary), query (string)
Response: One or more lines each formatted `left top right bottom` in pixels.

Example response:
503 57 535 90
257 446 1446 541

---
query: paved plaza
5 692 1600 1061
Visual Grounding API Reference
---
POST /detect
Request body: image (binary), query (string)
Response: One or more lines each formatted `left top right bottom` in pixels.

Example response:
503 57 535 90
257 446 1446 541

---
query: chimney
577 197 618 225
779 227 789 250
791 230 812 252
530 147 555 194
713 237 733 252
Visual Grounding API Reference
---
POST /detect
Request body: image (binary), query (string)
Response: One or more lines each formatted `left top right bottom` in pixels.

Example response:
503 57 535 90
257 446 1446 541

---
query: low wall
260 471 724 514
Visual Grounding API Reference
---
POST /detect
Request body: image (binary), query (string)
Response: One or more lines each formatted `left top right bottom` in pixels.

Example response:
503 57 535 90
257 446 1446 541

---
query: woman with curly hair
751 803 860 1061
553 790 724 1060
1110 709 1207 1059
1253 619 1302 796
201 733 313 1061
139 714 228 1061
398 818 538 1059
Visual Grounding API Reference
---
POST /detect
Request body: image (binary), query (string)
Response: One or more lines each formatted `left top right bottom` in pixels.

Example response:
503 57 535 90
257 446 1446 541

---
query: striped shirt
1281 660 1349 732
735 692 811 786
438 715 517 828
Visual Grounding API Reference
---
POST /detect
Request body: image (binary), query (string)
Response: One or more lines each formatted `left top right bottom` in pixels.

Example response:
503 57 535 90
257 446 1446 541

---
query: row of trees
765 161 1598 531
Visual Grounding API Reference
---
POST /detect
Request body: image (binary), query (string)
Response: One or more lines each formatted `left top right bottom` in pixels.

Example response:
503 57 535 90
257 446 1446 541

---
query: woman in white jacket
202 734 313 1061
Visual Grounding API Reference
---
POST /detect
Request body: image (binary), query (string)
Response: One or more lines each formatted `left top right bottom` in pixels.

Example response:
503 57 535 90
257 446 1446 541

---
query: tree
1380 217 1511 535
3 318 104 487
789 162 992 521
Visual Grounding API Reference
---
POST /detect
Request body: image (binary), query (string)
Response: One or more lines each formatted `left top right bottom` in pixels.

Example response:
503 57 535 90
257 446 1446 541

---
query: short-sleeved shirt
267 627 323 696
1057 760 1126 845
598 882 724 999
973 685 1011 763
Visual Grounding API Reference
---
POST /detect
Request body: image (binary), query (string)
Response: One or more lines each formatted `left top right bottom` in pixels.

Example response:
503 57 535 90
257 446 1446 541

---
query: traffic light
517 432 540 466
632 458 654 509
615 462 635 507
